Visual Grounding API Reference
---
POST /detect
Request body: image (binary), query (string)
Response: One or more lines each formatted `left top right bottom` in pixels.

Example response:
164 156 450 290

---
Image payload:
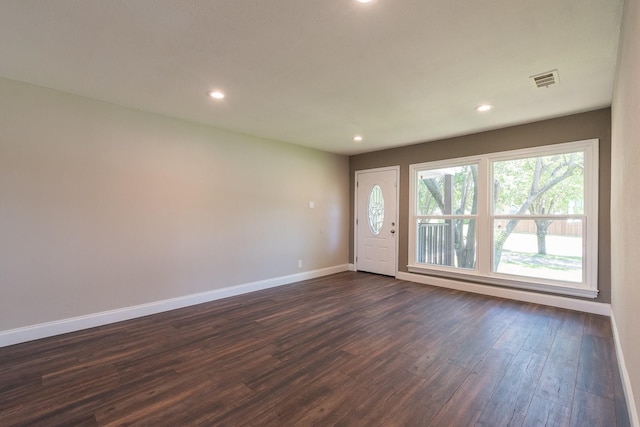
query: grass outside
497 232 582 283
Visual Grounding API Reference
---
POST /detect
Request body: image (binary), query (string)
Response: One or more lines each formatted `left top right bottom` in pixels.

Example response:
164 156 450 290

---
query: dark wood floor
0 272 630 426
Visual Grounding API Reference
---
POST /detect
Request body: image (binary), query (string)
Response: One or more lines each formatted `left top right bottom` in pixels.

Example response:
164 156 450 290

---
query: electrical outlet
298 260 303 269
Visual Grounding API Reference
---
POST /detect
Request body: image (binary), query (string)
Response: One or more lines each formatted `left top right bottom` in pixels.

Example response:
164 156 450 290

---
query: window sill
406 265 599 299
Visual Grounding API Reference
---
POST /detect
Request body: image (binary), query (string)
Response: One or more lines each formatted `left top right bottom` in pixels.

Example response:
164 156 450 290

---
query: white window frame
408 139 599 298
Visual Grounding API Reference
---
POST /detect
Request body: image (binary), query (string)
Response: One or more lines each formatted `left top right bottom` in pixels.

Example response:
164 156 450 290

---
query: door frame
354 166 400 277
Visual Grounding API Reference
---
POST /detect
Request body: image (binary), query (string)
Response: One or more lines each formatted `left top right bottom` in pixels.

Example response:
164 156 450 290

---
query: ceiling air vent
531 69 559 88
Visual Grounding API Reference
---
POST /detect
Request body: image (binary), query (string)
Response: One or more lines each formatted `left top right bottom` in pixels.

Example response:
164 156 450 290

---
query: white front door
356 167 398 276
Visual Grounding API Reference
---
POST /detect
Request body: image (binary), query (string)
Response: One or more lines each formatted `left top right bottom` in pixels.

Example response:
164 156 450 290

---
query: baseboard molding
611 312 639 427
396 272 611 316
0 264 350 348
348 263 356 271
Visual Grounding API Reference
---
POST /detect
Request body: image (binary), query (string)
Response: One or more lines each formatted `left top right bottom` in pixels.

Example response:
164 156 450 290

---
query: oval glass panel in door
368 184 384 235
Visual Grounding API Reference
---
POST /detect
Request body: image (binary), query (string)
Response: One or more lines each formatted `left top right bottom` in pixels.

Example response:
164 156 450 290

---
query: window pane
368 184 384 235
416 219 476 269
493 152 584 215
493 219 583 283
416 164 478 216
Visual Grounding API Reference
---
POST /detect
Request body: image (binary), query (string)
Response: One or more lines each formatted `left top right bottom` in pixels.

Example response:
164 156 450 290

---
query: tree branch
423 179 445 213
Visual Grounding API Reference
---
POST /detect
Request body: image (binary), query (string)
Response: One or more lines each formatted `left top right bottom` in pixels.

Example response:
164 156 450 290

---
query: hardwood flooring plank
99 377 215 426
409 317 483 378
521 330 556 356
379 361 472 426
94 371 211 425
476 349 547 427
179 382 255 425
522 395 571 427
333 368 426 427
549 336 582 364
536 356 579 407
346 350 417 393
448 319 509 368
427 348 514 426
242 347 350 396
576 334 615 400
0 335 62 365
292 378 367 426
492 319 536 354
583 314 613 339
11 411 98 427
536 330 583 409
570 389 616 427
269 370 356 424
557 310 586 339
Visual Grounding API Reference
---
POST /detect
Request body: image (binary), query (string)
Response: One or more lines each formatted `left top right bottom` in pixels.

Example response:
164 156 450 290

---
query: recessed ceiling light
208 90 225 100
357 0 373 3
475 104 493 112
353 135 364 142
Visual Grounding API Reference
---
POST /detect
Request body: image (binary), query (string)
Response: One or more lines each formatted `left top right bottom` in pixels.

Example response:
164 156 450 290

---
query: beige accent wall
350 109 612 302
0 77 349 331
611 0 640 420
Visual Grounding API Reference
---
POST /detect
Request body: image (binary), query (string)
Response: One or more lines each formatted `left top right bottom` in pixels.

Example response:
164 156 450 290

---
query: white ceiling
0 0 624 155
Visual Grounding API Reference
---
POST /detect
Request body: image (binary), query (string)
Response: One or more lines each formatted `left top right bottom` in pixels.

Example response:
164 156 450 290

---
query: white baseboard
0 264 350 348
396 271 611 316
611 312 639 427
348 263 356 271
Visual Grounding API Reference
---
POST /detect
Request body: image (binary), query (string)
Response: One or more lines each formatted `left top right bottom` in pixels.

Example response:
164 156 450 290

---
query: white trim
0 264 350 348
348 263 356 271
354 166 400 276
611 312 639 427
406 265 599 299
397 271 610 316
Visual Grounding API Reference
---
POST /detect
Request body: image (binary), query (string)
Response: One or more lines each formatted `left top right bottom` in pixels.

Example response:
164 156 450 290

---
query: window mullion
476 157 490 276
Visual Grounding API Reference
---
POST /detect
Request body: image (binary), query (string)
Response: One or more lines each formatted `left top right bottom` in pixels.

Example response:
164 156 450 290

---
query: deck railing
417 222 454 266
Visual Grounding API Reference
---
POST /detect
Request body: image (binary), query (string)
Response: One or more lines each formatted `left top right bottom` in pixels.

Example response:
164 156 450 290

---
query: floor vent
531 69 559 88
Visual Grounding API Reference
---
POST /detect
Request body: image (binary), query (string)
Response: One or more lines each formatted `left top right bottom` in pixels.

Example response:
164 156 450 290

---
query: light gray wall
0 77 349 331
611 0 640 420
350 109 612 303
